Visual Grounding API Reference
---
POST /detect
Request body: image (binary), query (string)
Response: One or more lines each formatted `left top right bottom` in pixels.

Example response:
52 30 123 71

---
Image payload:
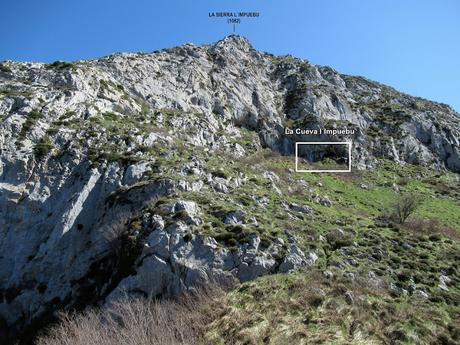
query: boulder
224 209 246 224
146 230 170 259
279 244 316 273
289 203 314 214
313 194 332 207
439 275 451 291
238 256 276 282
123 162 151 185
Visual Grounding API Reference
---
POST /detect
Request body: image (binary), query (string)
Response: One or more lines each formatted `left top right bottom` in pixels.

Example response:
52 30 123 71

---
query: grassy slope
198 151 460 345
120 120 459 344
41 109 460 344
206 270 459 345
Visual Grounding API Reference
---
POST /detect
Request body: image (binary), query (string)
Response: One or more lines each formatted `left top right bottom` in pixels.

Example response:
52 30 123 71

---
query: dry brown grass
239 149 282 168
330 169 364 183
403 216 460 241
34 270 460 345
206 270 460 345
36 285 223 345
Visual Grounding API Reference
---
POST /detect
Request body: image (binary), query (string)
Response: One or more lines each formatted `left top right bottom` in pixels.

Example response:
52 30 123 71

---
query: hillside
0 36 459 344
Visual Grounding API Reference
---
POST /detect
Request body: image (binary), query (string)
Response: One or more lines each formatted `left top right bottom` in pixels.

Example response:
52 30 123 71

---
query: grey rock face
174 200 200 225
413 290 429 299
107 228 310 301
158 200 200 225
123 162 151 185
367 271 385 289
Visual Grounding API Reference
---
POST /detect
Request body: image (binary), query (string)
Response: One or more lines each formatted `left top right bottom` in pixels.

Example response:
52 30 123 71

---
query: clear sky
1 0 459 112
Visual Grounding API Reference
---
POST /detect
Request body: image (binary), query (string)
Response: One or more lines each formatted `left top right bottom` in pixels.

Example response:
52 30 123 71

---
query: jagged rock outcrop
1 36 459 172
0 35 459 343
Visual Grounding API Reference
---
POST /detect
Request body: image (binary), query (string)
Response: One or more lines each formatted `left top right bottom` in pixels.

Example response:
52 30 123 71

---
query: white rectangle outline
295 141 352 173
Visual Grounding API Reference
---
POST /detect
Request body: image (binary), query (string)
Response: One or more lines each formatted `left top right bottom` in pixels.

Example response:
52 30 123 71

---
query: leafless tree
389 193 422 224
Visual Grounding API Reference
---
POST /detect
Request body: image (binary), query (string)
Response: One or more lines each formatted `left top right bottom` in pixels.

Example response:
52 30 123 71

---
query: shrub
325 229 354 250
46 127 59 136
214 232 236 246
46 61 74 70
396 270 411 282
397 176 410 186
17 109 44 146
173 210 189 221
386 193 422 224
33 135 53 158
211 169 228 179
99 79 110 89
102 111 119 121
0 63 11 73
403 217 459 241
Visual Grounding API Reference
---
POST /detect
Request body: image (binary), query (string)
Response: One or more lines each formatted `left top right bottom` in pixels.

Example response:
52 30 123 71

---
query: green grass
418 198 460 229
0 88 33 98
134 142 459 344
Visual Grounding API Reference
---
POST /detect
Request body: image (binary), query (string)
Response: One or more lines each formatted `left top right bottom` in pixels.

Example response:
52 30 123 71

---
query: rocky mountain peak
0 36 459 344
214 34 253 51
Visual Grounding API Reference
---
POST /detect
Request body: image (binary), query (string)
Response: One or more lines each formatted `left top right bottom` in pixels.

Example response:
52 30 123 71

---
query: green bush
0 64 11 73
46 61 74 70
33 135 53 158
212 169 228 179
325 229 354 250
46 127 59 136
16 110 44 147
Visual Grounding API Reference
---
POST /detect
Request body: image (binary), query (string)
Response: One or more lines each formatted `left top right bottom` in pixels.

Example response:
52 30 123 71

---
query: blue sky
1 0 459 111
